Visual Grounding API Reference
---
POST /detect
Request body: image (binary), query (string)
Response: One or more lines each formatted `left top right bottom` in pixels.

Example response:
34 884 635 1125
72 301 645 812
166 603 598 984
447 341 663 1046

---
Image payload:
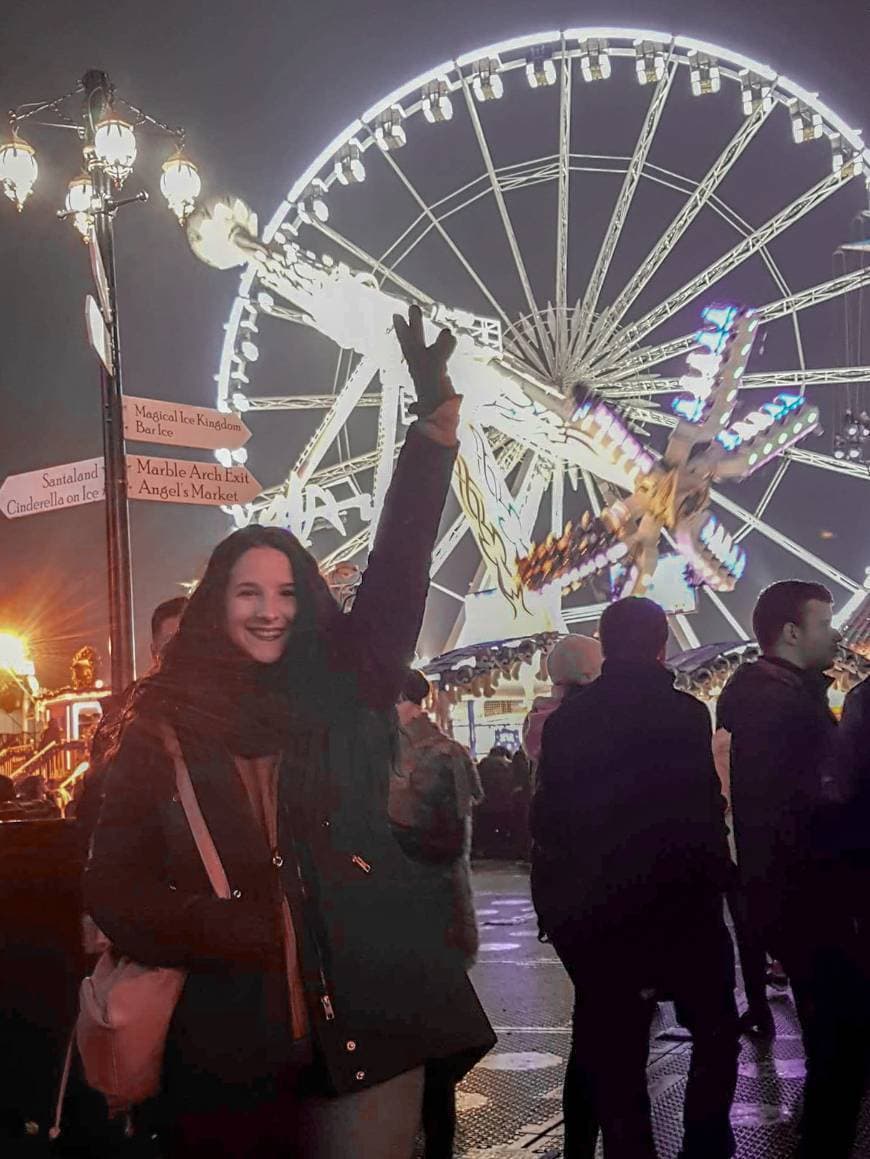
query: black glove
392 303 457 419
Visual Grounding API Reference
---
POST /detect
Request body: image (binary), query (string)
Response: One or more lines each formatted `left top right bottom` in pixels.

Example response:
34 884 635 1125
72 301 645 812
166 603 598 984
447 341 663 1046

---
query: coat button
355 1070 365 1081
272 853 284 868
346 1040 357 1052
232 889 243 899
322 819 331 828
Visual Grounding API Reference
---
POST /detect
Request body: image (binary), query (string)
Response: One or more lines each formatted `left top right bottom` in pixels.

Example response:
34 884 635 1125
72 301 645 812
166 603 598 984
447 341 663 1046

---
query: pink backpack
64 728 231 1123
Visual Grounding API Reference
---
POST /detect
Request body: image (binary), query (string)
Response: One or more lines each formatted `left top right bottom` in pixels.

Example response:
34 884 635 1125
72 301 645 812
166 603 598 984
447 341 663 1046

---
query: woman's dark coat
85 424 495 1109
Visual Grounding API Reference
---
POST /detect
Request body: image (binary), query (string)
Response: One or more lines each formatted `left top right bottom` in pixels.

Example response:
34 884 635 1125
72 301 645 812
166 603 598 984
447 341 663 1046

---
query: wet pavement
449 863 870 1158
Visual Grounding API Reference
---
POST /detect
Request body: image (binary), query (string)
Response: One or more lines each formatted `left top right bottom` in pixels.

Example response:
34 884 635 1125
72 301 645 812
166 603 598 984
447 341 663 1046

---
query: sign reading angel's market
1 455 260 518
126 455 261 506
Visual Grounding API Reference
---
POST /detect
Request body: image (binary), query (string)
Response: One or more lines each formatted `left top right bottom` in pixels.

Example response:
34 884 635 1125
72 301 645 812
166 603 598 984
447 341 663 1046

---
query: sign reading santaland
0 455 261 519
122 396 251 451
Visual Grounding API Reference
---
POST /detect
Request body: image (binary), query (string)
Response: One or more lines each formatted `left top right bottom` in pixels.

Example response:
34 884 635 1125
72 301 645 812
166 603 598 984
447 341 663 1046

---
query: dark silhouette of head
753 580 838 671
400 668 431 706
150 596 189 662
599 597 669 663
0 774 16 803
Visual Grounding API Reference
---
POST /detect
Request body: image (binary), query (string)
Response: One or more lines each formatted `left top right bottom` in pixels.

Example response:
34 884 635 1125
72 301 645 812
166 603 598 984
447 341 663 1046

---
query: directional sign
123 396 251 451
0 457 105 519
126 454 261 507
1 453 262 518
85 294 113 374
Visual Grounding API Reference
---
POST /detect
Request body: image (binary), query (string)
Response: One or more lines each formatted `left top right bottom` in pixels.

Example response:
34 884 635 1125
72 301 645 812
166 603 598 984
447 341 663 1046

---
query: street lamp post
0 72 203 694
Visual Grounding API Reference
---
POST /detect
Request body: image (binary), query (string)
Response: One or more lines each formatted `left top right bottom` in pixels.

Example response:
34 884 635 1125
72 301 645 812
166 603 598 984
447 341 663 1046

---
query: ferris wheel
196 27 870 652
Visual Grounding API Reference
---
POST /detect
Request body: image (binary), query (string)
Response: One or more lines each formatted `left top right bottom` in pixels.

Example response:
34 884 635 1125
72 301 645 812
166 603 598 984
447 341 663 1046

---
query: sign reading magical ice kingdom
0 394 260 520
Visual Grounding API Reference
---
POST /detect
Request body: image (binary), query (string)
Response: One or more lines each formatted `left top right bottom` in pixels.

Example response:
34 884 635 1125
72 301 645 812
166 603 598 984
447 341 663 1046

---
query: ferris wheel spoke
703 586 751 641
377 150 516 336
367 372 401 546
550 466 565 535
554 40 573 364
710 488 860 592
246 394 383 410
758 265 870 324
784 446 870 479
460 80 549 360
292 357 377 485
594 167 855 369
307 219 436 304
598 263 870 385
604 364 870 398
585 103 773 360
318 528 370 572
574 58 677 355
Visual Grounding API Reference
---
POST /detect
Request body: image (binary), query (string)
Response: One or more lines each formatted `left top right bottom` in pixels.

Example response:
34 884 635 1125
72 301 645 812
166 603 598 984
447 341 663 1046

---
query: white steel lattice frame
212 28 869 646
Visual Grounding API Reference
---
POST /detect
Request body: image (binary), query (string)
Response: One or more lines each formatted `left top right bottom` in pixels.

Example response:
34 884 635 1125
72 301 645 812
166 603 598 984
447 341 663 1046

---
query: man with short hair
533 597 737 1159
76 596 188 842
717 580 863 1158
149 596 189 665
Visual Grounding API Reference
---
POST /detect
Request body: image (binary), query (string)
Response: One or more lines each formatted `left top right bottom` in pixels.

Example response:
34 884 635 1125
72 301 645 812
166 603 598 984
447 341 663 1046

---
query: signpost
122 396 251 451
1 454 260 517
0 457 106 519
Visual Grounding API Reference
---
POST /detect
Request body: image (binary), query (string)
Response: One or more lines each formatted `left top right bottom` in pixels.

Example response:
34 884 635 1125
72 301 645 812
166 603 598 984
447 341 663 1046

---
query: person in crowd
85 306 494 1159
712 726 776 1039
532 597 737 1159
522 634 603 766
75 596 189 841
474 745 516 858
509 746 532 860
391 666 483 1159
717 580 864 1159
38 718 62 750
0 773 24 820
149 596 189 664
16 774 62 819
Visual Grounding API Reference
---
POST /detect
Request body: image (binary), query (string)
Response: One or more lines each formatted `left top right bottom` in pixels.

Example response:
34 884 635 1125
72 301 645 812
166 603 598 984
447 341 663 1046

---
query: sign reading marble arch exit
0 455 261 519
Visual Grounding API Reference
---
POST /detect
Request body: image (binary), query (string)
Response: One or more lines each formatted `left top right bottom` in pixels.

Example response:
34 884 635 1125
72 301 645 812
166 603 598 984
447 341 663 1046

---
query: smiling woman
225 546 298 664
83 306 495 1159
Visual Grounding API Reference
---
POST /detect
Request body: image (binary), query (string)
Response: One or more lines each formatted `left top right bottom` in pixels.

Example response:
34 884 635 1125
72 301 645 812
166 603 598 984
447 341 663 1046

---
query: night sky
1 0 869 688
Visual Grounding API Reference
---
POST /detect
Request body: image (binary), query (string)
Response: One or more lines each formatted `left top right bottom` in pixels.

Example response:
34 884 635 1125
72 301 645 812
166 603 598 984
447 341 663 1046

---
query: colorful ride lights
713 393 820 476
571 400 656 481
672 304 759 429
677 513 747 592
516 513 627 595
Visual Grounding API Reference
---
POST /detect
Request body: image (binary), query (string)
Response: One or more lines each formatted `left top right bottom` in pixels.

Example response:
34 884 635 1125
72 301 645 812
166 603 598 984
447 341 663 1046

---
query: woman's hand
393 304 457 418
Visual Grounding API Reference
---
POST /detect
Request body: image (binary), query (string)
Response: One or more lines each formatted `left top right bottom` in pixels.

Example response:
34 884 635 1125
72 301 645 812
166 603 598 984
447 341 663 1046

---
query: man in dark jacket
716 579 864 1159
532 597 737 1159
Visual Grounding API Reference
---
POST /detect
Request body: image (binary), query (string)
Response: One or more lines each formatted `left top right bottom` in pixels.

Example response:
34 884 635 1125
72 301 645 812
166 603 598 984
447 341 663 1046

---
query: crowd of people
532 585 870 1159
3 305 870 1159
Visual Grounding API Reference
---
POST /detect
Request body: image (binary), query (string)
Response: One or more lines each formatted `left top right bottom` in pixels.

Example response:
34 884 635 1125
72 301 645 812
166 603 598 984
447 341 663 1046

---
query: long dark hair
116 525 341 757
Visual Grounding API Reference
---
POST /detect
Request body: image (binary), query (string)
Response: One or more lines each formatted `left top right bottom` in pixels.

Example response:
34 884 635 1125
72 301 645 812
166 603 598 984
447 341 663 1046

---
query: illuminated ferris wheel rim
212 26 870 646
217 26 869 408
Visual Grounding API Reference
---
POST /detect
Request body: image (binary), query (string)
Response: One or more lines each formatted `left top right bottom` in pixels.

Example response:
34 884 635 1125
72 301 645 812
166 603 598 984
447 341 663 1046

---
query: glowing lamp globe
65 173 96 241
93 117 137 183
160 154 201 222
0 138 38 210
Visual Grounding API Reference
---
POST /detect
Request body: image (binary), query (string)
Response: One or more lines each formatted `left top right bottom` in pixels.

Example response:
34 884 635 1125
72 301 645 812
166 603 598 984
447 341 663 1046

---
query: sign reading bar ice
122 396 251 451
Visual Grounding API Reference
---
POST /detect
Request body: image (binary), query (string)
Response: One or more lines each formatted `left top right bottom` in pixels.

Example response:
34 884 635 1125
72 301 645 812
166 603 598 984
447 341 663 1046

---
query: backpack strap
159 723 231 901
